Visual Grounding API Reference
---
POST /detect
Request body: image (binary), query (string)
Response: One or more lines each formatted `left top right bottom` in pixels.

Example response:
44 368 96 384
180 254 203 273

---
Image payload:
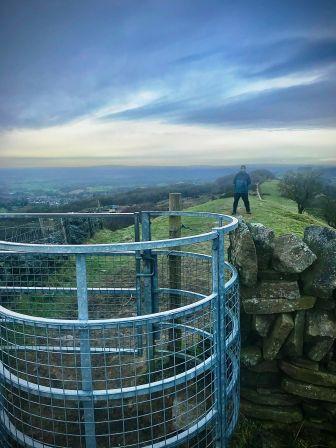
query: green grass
230 416 336 448
246 180 327 235
89 180 328 246
12 293 73 319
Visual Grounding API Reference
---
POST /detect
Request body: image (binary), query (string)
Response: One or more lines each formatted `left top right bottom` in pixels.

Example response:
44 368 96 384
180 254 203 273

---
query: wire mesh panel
0 211 239 448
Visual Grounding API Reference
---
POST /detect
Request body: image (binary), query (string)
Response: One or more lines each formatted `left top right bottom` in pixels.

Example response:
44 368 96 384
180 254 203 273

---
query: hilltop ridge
91 180 328 246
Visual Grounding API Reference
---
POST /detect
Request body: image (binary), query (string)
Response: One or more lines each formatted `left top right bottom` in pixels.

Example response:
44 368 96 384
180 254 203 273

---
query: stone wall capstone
229 219 336 431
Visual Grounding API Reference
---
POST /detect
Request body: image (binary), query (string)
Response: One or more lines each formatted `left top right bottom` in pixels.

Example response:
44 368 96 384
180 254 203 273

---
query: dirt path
256 182 263 201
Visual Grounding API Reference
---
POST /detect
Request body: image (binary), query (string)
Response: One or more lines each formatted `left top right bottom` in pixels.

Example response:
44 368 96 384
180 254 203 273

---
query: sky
0 0 335 168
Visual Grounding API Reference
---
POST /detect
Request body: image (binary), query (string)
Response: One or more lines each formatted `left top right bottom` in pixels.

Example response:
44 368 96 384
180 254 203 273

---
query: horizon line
1 162 336 170
1 158 336 170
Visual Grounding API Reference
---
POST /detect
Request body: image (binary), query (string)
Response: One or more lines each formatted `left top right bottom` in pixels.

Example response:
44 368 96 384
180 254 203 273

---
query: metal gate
0 211 239 447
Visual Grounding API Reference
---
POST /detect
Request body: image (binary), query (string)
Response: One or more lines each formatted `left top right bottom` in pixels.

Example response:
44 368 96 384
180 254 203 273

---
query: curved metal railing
0 211 239 448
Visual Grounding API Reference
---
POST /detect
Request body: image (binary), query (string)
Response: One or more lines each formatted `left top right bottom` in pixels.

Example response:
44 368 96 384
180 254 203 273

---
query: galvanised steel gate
0 211 239 447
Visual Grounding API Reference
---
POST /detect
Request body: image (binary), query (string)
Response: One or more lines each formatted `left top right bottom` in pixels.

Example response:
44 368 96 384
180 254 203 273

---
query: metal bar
156 249 211 260
0 409 53 448
0 286 203 300
143 409 217 448
0 383 10 447
141 212 155 372
217 229 227 446
0 230 218 253
0 292 216 328
0 212 134 218
0 286 136 294
0 250 136 256
0 349 217 400
76 254 96 448
0 318 238 352
0 406 217 448
152 252 160 343
1 345 139 353
0 211 238 253
0 210 236 224
212 234 223 446
0 305 239 347
134 212 143 356
148 210 235 221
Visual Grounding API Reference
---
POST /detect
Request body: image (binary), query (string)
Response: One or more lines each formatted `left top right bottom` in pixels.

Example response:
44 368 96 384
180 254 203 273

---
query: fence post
169 193 182 240
0 384 10 446
140 212 155 374
134 212 143 356
76 254 96 448
213 228 226 447
168 193 182 354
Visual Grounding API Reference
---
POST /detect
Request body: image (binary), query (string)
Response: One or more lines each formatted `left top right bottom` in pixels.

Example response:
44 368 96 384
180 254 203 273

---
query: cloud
1 1 336 131
0 0 335 166
1 117 335 166
179 79 336 128
98 76 336 128
250 38 336 78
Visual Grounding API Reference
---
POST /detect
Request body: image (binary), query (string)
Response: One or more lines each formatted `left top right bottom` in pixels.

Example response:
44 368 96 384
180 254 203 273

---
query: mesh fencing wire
0 213 239 448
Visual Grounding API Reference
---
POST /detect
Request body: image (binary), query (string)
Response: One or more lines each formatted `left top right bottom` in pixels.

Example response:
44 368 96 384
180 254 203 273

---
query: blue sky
0 0 335 167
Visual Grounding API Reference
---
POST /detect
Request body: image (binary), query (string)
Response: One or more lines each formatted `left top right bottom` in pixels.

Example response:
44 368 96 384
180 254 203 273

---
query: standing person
232 165 251 215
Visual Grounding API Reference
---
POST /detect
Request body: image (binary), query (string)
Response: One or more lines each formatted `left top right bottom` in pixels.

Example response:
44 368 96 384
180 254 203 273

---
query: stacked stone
229 220 336 430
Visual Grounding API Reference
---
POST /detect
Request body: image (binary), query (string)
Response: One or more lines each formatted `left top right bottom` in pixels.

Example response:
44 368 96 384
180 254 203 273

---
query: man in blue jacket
232 165 251 215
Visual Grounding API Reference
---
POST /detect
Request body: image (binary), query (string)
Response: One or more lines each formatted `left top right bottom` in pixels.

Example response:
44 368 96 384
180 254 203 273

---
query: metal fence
0 211 239 448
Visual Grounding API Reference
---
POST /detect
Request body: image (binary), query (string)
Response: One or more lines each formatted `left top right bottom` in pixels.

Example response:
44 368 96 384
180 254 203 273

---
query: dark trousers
233 192 250 213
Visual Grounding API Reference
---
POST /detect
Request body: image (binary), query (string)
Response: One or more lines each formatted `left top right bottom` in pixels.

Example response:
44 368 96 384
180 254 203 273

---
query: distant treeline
1 168 275 213
0 168 275 243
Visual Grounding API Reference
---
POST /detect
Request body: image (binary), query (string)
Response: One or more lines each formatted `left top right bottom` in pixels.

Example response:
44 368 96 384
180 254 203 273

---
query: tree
214 173 235 196
250 169 275 185
317 193 336 228
279 168 322 214
315 182 336 228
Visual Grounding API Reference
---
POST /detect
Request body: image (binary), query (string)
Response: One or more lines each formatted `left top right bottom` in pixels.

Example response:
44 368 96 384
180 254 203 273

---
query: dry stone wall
229 220 336 432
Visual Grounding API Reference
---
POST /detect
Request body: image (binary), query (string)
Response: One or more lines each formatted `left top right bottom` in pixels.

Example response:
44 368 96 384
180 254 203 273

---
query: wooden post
169 193 182 240
168 193 182 354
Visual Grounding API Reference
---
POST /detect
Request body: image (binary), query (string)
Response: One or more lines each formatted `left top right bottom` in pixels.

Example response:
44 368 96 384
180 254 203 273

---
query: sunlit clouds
0 0 335 167
1 113 335 167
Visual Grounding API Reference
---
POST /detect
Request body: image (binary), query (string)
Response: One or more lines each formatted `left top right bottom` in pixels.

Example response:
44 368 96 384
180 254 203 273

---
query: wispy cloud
0 0 335 165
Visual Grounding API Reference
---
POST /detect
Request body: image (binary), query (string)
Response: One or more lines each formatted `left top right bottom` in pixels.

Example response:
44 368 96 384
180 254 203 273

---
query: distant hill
2 164 335 195
0 165 237 194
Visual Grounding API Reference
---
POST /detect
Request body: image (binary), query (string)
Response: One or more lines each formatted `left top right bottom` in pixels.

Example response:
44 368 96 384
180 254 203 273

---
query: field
90 180 328 246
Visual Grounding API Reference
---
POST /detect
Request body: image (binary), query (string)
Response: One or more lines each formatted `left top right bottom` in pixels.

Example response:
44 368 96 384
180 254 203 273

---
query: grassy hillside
90 180 327 245
89 183 330 448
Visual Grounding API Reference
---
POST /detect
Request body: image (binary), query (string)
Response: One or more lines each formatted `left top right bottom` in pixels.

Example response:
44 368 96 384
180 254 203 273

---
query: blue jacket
234 171 251 194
